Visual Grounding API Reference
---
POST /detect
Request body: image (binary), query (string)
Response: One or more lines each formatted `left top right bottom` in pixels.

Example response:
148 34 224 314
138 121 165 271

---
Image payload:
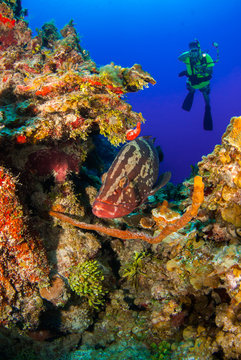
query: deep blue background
22 0 241 183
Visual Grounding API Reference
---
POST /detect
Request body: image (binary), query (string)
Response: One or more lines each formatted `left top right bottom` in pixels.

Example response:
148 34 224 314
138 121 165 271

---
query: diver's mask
189 48 200 59
189 39 201 59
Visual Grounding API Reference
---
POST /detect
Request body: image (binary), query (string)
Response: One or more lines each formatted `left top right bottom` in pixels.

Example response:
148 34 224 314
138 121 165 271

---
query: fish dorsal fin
142 136 155 143
101 172 107 184
148 171 171 197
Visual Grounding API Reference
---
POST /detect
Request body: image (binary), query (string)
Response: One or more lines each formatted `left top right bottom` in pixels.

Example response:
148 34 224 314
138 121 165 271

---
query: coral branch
49 176 204 244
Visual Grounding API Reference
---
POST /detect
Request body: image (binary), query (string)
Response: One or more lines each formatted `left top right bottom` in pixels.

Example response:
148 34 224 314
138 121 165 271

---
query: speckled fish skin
92 137 171 218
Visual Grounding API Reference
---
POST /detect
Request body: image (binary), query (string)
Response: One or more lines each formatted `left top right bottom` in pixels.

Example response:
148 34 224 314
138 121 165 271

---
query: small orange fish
16 135 27 144
126 122 141 141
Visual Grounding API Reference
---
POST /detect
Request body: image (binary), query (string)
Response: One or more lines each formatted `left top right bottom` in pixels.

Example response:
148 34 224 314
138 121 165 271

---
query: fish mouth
92 200 129 218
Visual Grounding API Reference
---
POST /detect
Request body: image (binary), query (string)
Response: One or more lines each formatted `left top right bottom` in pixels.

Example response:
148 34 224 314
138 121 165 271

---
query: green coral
150 341 172 360
98 109 127 146
68 260 107 309
99 64 123 87
121 251 147 288
97 103 143 146
37 21 61 48
12 348 40 360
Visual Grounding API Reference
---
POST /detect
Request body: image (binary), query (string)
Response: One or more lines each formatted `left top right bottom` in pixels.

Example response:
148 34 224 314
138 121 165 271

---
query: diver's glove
188 75 199 85
201 75 212 82
178 70 188 77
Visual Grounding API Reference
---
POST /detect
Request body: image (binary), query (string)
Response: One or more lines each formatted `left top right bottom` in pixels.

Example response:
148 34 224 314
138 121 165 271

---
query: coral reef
66 340 153 360
199 116 241 228
0 165 49 327
0 3 155 147
68 260 107 309
1 1 241 359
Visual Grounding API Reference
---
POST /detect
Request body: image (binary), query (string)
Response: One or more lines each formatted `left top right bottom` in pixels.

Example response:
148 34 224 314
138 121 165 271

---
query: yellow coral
152 200 181 226
166 259 181 272
219 149 231 164
234 171 241 188
234 286 241 304
222 116 241 150
221 185 237 202
221 203 241 227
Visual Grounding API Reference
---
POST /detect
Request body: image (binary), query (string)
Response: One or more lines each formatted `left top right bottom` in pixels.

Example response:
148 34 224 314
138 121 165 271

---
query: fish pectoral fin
101 172 107 184
148 171 171 197
118 175 129 189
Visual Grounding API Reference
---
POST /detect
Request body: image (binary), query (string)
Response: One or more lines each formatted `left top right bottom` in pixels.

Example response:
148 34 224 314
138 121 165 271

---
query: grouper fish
92 137 171 218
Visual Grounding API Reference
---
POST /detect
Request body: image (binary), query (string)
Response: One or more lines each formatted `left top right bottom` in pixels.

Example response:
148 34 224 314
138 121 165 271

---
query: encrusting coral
0 165 49 327
199 116 241 228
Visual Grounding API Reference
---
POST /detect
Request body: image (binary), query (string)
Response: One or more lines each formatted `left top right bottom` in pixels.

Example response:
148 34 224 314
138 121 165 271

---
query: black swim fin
182 92 194 111
203 104 213 130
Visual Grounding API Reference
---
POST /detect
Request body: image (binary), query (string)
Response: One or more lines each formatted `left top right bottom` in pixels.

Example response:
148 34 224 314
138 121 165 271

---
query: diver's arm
196 63 213 76
178 51 189 62
202 54 214 74
178 70 188 77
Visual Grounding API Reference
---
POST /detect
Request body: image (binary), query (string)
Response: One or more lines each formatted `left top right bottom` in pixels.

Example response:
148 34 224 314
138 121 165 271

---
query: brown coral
40 275 68 307
199 116 241 229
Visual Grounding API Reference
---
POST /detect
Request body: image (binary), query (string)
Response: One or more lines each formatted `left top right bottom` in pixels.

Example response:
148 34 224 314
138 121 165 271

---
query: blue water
22 0 241 183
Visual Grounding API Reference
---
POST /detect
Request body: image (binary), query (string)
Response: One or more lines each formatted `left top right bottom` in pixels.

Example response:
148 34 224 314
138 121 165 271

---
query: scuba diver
178 40 219 131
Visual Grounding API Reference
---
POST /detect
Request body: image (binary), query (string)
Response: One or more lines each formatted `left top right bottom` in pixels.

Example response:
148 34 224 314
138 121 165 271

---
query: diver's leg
201 85 213 130
182 83 195 111
202 87 210 106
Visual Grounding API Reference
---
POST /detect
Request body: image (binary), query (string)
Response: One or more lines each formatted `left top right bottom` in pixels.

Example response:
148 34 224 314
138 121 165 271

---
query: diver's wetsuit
179 50 214 130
